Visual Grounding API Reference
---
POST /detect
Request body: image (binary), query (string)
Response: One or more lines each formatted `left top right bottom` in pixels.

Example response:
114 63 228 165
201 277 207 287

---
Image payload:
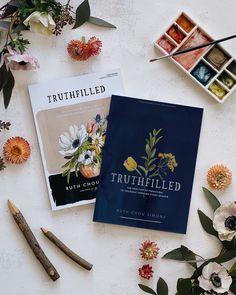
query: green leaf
62 169 70 177
177 278 192 295
151 148 156 158
145 144 150 155
67 170 71 184
202 187 221 211
62 161 70 168
156 277 168 295
229 262 236 276
64 155 73 159
3 69 15 109
192 287 203 295
222 239 236 250
180 245 197 269
138 165 147 174
215 250 236 263
148 164 156 172
0 62 8 91
197 209 218 237
163 247 183 261
13 24 27 33
88 16 116 28
163 246 197 268
148 158 157 166
141 156 148 161
138 284 156 295
230 279 236 293
155 136 163 145
73 0 90 29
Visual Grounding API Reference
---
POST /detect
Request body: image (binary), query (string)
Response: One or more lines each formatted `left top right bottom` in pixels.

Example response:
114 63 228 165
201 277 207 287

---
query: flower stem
66 0 71 8
135 168 143 177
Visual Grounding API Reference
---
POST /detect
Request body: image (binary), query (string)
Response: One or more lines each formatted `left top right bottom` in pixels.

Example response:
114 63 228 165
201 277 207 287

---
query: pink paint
173 29 212 70
156 35 176 54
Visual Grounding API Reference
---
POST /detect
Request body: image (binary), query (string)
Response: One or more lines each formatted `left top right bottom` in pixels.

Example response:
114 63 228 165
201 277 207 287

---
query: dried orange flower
140 240 159 260
67 36 102 61
207 164 232 190
3 137 31 164
138 264 154 280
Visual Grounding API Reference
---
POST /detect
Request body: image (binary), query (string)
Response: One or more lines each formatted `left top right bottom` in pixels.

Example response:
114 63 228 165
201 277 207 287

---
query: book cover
93 96 203 233
29 70 124 210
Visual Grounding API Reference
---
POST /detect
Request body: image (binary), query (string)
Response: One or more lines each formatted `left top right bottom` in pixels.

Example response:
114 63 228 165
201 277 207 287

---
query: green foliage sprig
0 0 116 109
139 187 236 295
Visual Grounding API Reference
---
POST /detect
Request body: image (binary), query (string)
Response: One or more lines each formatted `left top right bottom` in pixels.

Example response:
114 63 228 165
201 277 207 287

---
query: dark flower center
225 215 236 230
95 114 101 123
72 139 80 148
210 272 221 288
18 61 27 65
84 154 90 159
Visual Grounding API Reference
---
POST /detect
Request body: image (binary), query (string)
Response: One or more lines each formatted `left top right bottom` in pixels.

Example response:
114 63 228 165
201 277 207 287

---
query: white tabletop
1 1 236 294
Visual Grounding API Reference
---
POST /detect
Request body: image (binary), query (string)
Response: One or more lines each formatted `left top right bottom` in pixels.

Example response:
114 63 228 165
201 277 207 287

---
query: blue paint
191 61 216 86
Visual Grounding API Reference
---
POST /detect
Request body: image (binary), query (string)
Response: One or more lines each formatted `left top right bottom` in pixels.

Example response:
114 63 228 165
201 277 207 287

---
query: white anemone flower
213 202 236 241
23 11 56 35
77 150 95 166
59 124 87 156
91 133 104 153
198 262 232 293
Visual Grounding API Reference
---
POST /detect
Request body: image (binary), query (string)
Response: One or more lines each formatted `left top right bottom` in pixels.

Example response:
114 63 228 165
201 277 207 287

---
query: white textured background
1 0 236 294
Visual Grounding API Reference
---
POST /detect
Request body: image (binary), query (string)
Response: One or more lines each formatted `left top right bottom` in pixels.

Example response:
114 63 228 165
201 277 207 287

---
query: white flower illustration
91 133 104 153
77 150 95 166
198 262 232 293
59 124 87 156
213 202 236 241
23 11 56 35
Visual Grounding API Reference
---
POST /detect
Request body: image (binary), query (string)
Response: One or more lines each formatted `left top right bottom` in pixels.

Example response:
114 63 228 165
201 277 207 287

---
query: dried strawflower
139 240 159 260
138 264 154 280
3 137 31 164
67 36 102 61
0 157 6 171
0 120 11 132
88 36 102 56
207 164 232 190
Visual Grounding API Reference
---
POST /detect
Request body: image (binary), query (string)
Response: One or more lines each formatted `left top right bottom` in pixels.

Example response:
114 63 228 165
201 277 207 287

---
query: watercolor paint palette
154 13 236 103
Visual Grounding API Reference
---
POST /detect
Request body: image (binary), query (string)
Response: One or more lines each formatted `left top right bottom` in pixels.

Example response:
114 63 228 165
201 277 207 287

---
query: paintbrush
150 34 236 62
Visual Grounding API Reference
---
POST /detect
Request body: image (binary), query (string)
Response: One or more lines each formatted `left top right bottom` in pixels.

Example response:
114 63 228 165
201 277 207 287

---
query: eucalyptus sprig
0 0 116 109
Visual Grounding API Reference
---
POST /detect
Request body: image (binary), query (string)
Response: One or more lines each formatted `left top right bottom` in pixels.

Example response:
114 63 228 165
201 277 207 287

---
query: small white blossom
77 150 95 166
23 11 56 35
59 124 87 156
213 202 236 241
198 262 232 294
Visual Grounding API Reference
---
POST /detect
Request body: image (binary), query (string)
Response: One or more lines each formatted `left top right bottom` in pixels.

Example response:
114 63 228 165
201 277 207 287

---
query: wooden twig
8 200 60 281
41 228 93 271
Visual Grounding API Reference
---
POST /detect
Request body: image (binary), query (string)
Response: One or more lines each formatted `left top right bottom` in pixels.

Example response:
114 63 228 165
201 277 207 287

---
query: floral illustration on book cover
59 113 107 183
123 128 178 179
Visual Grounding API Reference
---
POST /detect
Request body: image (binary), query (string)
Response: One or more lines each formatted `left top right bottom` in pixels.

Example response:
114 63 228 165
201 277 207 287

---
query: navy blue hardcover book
93 96 203 233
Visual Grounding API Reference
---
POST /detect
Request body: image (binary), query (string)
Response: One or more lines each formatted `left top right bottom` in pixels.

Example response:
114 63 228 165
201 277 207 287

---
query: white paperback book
29 70 124 210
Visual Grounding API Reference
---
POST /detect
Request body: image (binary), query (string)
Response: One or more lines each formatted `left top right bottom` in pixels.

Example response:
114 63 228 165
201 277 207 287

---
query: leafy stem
138 129 162 178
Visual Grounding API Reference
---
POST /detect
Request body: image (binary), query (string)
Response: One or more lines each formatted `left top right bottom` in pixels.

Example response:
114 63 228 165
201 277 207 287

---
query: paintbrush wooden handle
172 34 236 57
150 34 236 62
41 228 93 271
8 201 60 281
